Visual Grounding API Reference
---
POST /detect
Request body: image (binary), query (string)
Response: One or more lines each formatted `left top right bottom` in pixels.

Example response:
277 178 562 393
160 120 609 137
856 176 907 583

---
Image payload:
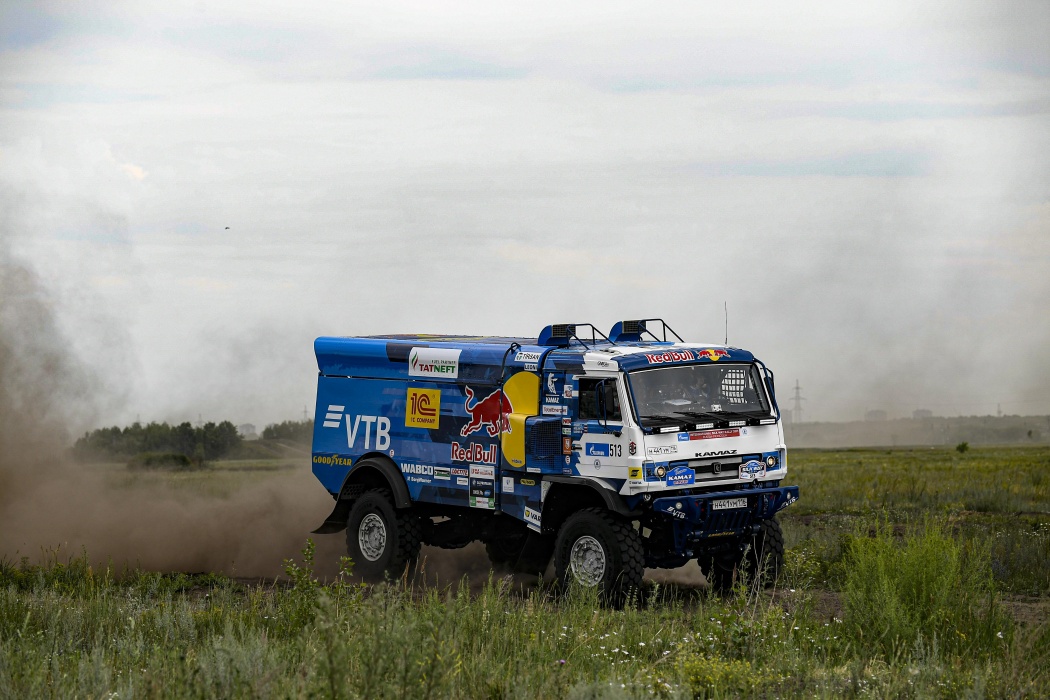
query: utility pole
791 380 805 423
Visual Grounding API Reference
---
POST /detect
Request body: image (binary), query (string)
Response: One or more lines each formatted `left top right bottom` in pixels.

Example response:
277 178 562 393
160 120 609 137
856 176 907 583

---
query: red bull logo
644 349 695 365
460 386 513 437
698 348 729 361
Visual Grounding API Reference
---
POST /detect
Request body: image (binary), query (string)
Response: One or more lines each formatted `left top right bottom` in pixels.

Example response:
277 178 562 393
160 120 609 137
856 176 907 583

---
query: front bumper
650 485 799 540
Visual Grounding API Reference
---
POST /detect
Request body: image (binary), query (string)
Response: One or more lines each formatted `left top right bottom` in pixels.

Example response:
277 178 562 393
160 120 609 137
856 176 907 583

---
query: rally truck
310 319 798 604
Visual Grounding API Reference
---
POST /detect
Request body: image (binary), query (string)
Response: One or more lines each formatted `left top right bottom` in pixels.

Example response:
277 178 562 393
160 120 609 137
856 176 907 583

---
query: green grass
1 446 1048 698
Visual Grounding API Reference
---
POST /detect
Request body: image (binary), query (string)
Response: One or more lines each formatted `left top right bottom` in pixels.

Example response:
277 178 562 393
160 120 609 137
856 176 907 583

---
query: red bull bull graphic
697 348 729 361
460 386 513 437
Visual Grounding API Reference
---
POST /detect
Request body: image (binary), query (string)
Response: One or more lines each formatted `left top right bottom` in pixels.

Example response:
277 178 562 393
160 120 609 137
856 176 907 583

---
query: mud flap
311 499 352 534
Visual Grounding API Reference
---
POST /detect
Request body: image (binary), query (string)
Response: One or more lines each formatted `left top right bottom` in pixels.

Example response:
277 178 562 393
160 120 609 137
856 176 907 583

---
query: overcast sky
1 0 1048 429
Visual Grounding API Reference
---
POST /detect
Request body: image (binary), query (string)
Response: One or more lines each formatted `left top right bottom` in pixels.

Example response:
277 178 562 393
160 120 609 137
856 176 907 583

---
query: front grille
527 418 562 457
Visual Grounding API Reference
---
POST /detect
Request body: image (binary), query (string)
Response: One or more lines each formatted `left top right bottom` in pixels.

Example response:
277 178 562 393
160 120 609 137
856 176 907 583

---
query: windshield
628 363 771 423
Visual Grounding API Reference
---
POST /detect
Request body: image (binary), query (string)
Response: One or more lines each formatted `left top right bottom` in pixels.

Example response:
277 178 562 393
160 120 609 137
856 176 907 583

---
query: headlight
766 455 778 468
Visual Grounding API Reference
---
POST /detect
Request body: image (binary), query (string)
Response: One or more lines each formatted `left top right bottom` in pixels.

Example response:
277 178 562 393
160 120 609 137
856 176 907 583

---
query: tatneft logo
408 347 461 378
406 388 441 429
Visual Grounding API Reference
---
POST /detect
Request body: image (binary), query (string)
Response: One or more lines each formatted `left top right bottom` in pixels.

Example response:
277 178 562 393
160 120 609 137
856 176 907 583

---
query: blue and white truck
310 319 798 603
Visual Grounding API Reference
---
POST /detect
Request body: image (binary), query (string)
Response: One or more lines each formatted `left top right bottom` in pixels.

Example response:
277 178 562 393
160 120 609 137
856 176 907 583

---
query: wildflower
997 631 1004 639
557 659 566 665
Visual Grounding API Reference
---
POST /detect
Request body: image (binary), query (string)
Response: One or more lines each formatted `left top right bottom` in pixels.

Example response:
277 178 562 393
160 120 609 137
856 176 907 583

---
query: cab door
574 375 628 477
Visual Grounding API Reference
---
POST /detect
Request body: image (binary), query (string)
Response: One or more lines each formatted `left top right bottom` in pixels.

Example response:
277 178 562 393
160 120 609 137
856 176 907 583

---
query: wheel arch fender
540 476 639 534
311 453 410 534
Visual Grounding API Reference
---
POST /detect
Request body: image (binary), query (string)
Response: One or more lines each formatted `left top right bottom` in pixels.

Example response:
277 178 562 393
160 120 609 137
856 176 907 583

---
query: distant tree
73 420 243 462
262 419 313 444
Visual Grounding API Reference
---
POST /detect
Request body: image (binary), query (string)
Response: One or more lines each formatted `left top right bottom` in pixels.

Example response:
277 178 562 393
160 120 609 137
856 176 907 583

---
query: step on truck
310 319 799 604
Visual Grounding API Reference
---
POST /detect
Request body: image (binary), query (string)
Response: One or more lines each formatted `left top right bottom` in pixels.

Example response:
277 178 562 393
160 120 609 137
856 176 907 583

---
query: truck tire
345 489 421 583
702 517 785 593
486 531 527 567
741 517 785 588
554 508 643 608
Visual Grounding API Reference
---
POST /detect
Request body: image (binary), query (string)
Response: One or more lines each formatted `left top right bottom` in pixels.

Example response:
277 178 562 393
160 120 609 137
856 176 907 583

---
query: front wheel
741 517 785 588
554 509 644 608
345 489 421 582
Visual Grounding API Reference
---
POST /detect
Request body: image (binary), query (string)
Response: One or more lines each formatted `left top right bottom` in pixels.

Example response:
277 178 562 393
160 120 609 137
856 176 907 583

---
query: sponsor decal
456 476 468 486
695 449 738 457
646 445 678 456
524 507 542 531
542 405 568 415
739 459 767 481
585 443 609 457
677 433 690 442
524 362 538 372
546 373 557 393
408 347 461 378
629 467 642 480
502 476 514 493
470 465 495 479
348 414 392 450
562 427 571 436
451 467 468 477
322 404 345 428
515 350 542 363
405 388 441 428
461 387 512 437
643 349 695 365
563 384 573 399
402 463 434 476
697 348 729 362
324 408 392 450
434 466 450 481
312 454 353 466
562 417 572 426
562 437 572 454
662 505 686 520
544 395 561 404
470 476 494 503
687 428 741 441
628 441 637 456
520 478 537 486
666 466 695 487
451 441 498 465
471 496 493 510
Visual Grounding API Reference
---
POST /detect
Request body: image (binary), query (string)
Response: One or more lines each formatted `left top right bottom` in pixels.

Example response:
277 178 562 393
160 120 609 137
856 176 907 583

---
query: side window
578 377 623 421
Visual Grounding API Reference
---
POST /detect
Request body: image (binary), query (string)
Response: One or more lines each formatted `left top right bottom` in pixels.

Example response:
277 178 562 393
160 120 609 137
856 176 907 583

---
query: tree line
73 421 242 462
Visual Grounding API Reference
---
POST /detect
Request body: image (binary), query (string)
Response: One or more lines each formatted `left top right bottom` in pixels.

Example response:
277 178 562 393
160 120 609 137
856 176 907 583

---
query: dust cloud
0 212 347 578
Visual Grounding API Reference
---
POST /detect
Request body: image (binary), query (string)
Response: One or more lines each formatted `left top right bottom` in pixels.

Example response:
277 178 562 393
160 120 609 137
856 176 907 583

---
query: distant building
865 410 887 422
237 423 258 440
913 409 933 419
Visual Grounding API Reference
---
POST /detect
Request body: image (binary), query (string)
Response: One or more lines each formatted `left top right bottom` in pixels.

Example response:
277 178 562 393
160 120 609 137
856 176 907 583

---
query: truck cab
310 319 798 605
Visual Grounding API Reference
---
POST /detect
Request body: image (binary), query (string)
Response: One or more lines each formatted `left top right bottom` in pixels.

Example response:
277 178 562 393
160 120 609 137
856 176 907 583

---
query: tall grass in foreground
842 521 1011 660
1 531 1048 699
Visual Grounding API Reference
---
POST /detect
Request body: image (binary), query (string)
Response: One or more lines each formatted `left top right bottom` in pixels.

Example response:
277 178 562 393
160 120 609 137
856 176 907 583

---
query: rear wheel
554 509 643 608
345 489 421 582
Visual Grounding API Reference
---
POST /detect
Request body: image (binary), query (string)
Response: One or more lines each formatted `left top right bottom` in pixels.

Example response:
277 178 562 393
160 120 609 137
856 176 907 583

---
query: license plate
712 497 747 510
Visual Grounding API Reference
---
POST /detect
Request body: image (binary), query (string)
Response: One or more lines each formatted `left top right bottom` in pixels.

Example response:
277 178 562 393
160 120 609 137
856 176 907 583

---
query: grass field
1 446 1048 698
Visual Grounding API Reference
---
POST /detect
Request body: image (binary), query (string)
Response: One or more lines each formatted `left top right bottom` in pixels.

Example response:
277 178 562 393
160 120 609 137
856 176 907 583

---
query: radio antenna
724 301 728 345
